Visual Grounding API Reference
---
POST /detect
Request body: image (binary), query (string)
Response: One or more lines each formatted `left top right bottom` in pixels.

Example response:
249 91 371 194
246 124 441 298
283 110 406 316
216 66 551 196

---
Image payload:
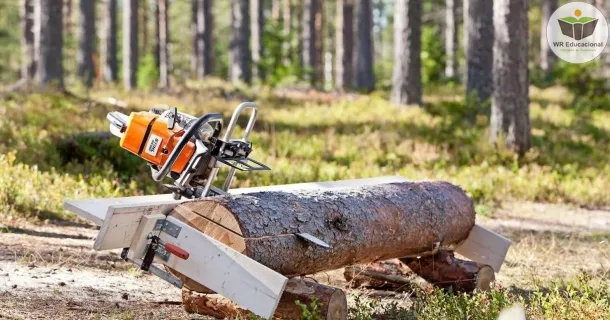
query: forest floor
1 201 608 320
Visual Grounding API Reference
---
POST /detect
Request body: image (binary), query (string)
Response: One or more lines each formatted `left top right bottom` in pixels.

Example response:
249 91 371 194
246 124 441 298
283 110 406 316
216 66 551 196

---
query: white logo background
546 2 609 64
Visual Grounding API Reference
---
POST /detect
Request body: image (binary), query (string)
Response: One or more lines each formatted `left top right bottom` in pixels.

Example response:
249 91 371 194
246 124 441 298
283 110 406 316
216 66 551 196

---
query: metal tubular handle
221 102 259 191
152 113 223 182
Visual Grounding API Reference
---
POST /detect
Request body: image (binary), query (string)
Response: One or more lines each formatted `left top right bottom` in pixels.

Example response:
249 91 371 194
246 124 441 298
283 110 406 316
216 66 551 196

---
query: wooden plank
93 202 180 250
159 216 287 318
64 194 185 226
455 224 512 272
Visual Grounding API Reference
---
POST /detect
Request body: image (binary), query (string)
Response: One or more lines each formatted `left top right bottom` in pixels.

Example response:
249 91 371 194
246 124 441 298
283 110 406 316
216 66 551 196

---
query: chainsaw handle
152 113 223 182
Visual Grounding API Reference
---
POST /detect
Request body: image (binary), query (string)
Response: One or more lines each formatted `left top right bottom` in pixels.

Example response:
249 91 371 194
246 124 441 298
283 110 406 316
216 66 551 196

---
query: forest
0 0 609 319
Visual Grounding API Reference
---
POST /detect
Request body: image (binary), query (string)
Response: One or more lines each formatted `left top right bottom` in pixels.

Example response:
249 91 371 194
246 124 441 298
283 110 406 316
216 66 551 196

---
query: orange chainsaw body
119 111 196 174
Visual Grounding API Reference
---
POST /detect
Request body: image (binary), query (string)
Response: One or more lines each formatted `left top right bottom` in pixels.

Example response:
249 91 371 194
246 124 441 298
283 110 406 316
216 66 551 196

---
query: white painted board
455 224 512 272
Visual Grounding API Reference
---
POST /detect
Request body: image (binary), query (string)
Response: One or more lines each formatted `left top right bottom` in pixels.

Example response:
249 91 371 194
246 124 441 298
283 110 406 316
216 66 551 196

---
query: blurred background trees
0 0 609 155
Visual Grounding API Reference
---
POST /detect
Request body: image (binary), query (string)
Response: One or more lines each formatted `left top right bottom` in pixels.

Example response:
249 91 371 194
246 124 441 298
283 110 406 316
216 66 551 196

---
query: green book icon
558 16 599 40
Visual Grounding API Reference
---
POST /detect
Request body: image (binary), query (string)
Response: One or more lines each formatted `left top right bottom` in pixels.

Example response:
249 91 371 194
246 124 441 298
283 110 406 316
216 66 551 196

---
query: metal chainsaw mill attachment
106 102 269 200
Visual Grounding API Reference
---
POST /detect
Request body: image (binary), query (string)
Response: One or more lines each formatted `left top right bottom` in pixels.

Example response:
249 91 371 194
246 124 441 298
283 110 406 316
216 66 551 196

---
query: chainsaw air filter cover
120 111 196 174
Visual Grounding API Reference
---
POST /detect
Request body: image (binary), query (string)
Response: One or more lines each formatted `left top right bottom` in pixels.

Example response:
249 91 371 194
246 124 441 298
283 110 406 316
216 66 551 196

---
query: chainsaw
106 102 269 199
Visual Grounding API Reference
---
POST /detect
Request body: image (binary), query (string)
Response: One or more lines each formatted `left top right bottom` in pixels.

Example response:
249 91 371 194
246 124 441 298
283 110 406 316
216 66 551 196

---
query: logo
145 134 163 156
547 2 608 64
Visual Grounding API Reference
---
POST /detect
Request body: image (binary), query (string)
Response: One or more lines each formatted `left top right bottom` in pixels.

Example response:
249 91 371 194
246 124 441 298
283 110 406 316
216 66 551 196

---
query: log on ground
182 278 347 320
344 259 417 290
170 181 476 277
400 249 495 292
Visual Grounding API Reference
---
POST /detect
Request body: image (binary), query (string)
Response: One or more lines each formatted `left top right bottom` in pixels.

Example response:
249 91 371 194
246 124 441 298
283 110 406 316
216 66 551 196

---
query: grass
0 81 609 220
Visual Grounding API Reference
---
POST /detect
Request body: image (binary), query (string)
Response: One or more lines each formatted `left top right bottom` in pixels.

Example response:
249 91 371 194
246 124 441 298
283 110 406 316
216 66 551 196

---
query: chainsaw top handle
152 113 223 182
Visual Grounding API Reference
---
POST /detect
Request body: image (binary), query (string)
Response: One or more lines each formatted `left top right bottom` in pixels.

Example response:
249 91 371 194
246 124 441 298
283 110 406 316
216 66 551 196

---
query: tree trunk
354 0 375 91
35 0 64 87
465 0 493 102
313 0 324 89
445 0 458 79
100 0 118 82
271 0 281 21
597 1 610 78
302 0 319 86
123 0 138 90
170 181 475 277
192 0 214 79
63 0 73 36
182 278 347 320
390 0 422 106
540 0 557 76
401 249 495 292
229 0 251 84
335 0 353 91
250 0 264 82
158 0 170 88
140 0 149 60
77 0 95 87
20 0 36 80
282 0 291 65
491 0 530 156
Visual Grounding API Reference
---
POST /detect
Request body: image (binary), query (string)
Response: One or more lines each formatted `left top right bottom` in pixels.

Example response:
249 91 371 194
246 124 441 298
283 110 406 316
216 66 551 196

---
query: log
400 249 495 292
182 278 348 320
170 181 475 277
344 259 416 290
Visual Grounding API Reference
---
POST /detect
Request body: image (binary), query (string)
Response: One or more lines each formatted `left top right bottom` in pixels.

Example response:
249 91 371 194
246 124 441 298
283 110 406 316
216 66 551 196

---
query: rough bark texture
401 249 495 292
182 278 347 320
77 0 95 87
344 259 416 290
123 0 138 89
100 0 118 82
158 0 170 88
192 0 214 78
465 0 493 102
491 0 531 156
171 181 475 277
229 0 251 84
445 0 458 79
335 0 354 91
251 0 265 81
20 0 36 80
35 0 64 87
390 0 422 106
355 0 375 91
539 0 557 76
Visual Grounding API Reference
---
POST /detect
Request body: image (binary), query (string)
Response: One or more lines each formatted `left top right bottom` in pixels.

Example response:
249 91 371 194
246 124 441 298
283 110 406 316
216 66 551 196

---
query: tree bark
123 0 138 90
100 0 118 82
540 0 557 76
34 0 64 88
491 0 530 156
77 0 95 87
182 278 348 320
192 0 214 79
390 0 422 106
157 0 170 88
335 0 353 91
354 0 375 91
170 181 475 277
251 0 265 81
401 249 495 292
465 0 493 102
445 0 458 79
20 0 36 80
229 0 251 84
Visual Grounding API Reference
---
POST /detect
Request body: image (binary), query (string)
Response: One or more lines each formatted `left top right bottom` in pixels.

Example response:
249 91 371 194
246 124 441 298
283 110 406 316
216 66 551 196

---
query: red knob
164 243 190 260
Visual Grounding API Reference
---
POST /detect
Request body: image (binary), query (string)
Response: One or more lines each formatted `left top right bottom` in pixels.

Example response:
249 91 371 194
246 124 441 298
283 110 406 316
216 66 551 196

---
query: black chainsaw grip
152 113 223 182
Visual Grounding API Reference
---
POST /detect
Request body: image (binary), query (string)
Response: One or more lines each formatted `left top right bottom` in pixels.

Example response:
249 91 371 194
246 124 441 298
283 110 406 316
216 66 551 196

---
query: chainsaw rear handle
152 113 223 182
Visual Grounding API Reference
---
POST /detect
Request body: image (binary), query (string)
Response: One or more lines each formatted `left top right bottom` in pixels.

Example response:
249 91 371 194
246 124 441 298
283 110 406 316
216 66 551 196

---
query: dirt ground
1 201 609 320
